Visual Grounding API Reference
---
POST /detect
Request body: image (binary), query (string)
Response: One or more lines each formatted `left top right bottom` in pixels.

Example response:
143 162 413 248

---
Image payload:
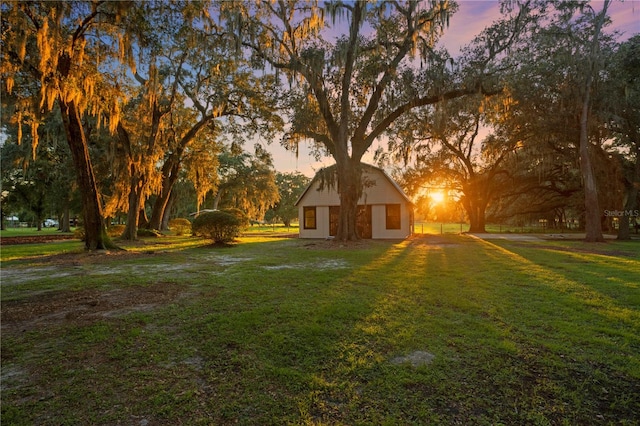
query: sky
265 0 640 178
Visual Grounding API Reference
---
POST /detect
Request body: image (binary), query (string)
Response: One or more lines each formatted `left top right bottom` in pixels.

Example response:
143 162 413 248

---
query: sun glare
430 191 445 205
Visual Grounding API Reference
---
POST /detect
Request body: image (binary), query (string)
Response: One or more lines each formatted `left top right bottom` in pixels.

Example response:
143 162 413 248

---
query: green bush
192 211 240 243
221 208 250 230
168 218 192 236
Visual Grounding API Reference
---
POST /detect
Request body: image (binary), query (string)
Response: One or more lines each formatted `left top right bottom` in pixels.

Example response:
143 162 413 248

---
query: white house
295 163 413 239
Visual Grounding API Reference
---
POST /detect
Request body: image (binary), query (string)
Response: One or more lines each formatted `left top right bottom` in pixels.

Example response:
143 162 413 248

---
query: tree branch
365 84 502 149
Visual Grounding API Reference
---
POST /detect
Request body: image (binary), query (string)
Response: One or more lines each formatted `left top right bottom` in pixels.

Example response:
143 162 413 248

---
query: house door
357 205 372 239
328 205 372 238
329 206 340 236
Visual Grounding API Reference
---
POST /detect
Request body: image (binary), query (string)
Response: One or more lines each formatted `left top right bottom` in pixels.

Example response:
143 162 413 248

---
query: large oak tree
608 35 640 239
223 0 531 240
494 0 620 239
2 1 138 249
395 94 522 232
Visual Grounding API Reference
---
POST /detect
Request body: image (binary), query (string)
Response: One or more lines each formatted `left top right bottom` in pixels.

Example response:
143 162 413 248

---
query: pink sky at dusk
267 1 640 177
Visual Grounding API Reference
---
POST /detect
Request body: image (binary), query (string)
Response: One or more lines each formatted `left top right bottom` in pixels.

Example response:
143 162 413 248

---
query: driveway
469 233 618 241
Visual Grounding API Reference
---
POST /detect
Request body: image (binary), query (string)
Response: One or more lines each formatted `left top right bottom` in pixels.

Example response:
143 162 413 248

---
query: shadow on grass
2 234 639 424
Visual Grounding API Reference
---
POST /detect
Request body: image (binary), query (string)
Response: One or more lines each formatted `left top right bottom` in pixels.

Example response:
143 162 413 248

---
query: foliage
1 0 140 250
0 109 81 231
2 0 637 244
210 145 279 221
607 35 640 239
143 2 282 231
222 0 533 240
73 227 85 240
395 1 633 235
397 94 522 232
192 210 241 243
168 218 192 236
220 208 250 230
107 225 126 238
265 172 311 226
1 1 281 245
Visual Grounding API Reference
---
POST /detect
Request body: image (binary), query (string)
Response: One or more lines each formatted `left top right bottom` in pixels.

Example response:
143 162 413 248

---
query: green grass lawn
1 234 639 425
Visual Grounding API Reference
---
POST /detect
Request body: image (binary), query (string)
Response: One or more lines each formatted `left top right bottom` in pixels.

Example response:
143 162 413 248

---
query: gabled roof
295 162 412 206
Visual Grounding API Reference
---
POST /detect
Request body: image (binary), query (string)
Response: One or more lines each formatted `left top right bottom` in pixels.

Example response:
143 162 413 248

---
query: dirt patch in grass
301 239 377 250
9 246 158 265
1 281 186 334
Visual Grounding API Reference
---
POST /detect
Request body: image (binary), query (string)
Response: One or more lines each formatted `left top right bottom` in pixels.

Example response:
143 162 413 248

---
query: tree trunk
138 205 149 228
149 118 210 229
463 196 487 233
61 203 71 233
149 157 180 230
579 0 609 243
59 98 110 250
618 146 640 240
335 159 362 241
121 170 143 241
461 177 489 233
579 130 604 242
212 190 223 210
467 208 487 233
161 189 175 231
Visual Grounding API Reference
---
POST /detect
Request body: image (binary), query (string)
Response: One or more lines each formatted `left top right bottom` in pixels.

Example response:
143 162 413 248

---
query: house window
304 206 317 229
386 204 401 229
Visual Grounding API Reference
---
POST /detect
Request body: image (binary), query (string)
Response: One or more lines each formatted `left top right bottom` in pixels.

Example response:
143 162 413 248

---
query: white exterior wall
297 167 413 239
370 204 412 239
298 205 330 239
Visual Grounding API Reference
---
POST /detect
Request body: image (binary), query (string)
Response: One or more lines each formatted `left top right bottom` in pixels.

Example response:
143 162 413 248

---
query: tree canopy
2 0 637 243
218 0 534 240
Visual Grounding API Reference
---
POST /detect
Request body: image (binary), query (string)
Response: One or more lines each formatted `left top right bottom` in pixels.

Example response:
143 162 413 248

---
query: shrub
221 208 250 230
192 211 240 243
74 227 85 240
107 225 125 237
168 218 192 236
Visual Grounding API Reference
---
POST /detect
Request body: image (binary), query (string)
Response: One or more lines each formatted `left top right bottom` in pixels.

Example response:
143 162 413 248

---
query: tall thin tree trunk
579 120 604 242
61 202 71 233
161 189 176 231
138 205 149 228
121 171 142 241
580 0 610 243
149 191 170 230
149 158 180 230
212 190 223 210
148 122 208 230
59 98 110 250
